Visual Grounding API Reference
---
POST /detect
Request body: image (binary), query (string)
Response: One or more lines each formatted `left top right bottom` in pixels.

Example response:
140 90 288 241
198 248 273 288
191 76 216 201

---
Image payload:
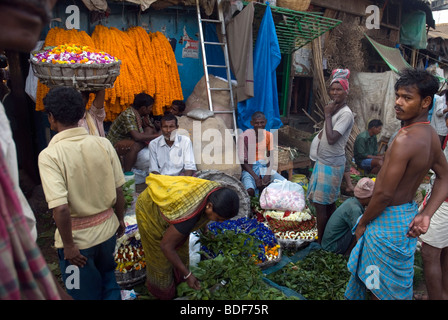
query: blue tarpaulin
237 4 283 132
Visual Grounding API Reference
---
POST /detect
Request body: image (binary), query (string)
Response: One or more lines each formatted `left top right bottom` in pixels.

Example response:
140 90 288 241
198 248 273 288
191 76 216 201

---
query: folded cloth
330 68 350 92
306 160 344 205
345 201 419 300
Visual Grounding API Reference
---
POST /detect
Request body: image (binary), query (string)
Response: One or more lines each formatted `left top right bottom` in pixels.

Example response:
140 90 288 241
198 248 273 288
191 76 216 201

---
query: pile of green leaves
176 254 294 300
176 230 295 300
267 249 351 300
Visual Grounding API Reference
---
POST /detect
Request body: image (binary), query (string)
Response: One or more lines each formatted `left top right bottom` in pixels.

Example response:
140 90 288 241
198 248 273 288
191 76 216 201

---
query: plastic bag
189 232 201 267
260 179 305 212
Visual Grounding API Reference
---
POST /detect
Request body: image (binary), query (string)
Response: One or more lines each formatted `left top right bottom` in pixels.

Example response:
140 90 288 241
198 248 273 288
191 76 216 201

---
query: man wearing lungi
307 69 354 243
345 68 448 300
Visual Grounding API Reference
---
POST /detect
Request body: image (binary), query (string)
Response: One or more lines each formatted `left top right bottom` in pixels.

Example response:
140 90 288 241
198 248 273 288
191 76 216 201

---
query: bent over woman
136 174 239 299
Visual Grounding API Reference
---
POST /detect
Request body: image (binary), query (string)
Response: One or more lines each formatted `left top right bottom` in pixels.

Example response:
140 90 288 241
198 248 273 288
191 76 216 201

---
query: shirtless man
345 68 448 300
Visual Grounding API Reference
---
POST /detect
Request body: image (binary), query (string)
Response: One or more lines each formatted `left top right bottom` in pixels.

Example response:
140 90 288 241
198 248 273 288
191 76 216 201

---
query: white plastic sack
189 232 201 268
132 148 150 184
260 179 305 212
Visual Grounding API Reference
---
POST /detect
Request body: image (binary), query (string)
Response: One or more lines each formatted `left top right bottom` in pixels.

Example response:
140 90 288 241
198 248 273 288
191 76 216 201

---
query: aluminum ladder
195 0 238 141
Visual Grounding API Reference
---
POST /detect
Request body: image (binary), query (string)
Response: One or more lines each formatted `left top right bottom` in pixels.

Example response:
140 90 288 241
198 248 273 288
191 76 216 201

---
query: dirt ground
28 179 429 300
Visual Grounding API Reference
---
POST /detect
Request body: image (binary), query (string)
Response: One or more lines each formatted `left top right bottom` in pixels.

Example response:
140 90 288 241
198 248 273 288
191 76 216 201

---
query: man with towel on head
345 68 448 300
321 178 375 256
307 69 354 243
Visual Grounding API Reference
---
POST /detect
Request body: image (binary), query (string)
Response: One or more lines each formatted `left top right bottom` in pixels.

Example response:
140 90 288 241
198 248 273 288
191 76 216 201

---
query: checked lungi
307 160 345 205
345 201 419 300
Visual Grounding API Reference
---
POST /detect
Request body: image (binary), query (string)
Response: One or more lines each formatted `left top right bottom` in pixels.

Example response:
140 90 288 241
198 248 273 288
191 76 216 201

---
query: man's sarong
345 201 419 300
307 160 344 205
135 174 220 299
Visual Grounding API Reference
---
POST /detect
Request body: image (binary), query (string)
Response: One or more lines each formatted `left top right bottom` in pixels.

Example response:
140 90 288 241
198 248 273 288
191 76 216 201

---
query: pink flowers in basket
32 44 117 65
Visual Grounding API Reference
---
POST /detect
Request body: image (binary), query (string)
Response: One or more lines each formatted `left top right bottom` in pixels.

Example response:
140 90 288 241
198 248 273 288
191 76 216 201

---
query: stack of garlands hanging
35 26 183 121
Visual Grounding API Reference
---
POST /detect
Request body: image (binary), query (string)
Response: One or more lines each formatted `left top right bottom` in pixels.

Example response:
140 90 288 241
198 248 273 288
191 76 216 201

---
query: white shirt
148 133 196 176
430 94 448 136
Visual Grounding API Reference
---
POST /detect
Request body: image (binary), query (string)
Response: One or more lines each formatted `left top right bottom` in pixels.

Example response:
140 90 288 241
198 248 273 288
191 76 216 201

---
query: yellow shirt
38 127 125 249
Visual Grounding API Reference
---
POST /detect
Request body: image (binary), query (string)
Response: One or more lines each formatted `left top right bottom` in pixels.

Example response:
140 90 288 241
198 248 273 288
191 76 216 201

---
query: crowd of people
1 0 448 302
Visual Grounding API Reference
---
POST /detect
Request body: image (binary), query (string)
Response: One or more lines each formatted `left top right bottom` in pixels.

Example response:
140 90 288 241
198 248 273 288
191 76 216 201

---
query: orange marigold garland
35 26 183 121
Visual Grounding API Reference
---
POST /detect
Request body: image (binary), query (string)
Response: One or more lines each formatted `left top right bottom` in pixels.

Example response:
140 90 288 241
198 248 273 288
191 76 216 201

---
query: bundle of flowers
202 217 280 264
114 237 145 273
263 209 317 241
114 214 144 274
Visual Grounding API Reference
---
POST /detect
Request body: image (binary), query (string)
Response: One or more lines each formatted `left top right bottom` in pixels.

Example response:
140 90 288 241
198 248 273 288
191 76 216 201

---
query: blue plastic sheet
237 4 283 132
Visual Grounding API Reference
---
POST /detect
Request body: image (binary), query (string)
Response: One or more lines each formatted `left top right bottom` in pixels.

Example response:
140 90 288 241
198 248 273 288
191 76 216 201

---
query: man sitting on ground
169 100 186 117
354 119 384 174
148 113 196 176
238 111 285 197
321 177 375 256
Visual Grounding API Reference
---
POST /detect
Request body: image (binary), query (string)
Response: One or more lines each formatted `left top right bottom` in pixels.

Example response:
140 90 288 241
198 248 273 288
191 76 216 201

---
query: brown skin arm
408 148 448 237
129 126 160 143
160 225 201 290
324 102 343 145
114 187 126 238
52 204 87 268
92 89 105 109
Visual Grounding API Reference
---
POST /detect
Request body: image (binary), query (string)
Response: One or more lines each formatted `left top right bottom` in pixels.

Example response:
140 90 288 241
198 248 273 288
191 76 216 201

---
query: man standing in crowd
353 119 384 174
0 0 71 300
39 86 126 300
346 68 448 300
307 69 354 243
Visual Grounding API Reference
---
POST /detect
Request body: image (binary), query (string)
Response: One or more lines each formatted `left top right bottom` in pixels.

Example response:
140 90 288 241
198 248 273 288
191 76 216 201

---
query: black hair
161 112 178 126
368 119 383 129
251 111 266 121
394 68 440 110
172 100 186 112
132 93 154 110
43 86 85 126
208 187 240 219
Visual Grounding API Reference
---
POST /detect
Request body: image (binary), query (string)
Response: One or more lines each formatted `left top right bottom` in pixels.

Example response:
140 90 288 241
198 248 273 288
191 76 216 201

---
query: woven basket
30 59 121 91
115 268 146 289
277 0 311 11
277 146 292 165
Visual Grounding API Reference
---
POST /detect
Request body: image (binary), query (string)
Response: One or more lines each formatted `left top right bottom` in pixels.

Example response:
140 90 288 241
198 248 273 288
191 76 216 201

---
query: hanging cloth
236 4 282 132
